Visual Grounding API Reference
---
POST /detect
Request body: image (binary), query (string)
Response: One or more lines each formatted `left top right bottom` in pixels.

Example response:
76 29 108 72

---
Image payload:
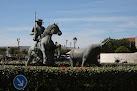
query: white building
100 37 137 63
100 53 137 63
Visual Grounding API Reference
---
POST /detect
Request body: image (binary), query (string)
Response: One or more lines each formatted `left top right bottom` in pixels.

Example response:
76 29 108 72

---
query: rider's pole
35 12 36 27
34 11 37 41
34 12 36 33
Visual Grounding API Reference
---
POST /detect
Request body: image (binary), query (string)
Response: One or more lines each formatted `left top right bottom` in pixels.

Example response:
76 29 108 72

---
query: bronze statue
26 22 62 66
70 39 109 67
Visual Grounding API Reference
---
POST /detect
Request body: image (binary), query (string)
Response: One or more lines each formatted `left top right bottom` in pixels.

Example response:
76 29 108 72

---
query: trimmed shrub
0 65 137 91
115 46 130 53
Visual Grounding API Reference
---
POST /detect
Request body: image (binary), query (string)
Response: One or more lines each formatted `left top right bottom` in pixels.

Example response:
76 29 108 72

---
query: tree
102 37 137 53
115 46 130 53
0 47 7 56
21 49 28 59
9 47 18 56
21 49 28 54
102 37 118 53
118 39 130 49
60 49 71 55
129 42 137 52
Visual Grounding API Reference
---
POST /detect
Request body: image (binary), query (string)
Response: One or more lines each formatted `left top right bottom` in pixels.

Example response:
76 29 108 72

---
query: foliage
0 64 137 91
8 47 18 56
1 61 137 67
8 47 28 59
21 49 28 54
102 37 119 53
0 47 7 56
60 48 71 55
130 42 137 52
102 37 137 53
55 48 69 55
119 38 131 49
115 46 130 53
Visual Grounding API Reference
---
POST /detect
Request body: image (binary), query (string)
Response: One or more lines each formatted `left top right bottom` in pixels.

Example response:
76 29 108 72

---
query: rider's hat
35 19 44 23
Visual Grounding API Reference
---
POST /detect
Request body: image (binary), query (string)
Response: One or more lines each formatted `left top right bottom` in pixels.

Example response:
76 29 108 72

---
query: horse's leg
54 44 61 61
57 44 61 59
70 58 74 67
81 57 86 66
26 55 34 66
41 43 47 64
26 47 32 66
46 50 55 66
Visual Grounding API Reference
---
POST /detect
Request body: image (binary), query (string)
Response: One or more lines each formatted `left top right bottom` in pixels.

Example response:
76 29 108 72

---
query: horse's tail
28 47 32 57
26 46 34 66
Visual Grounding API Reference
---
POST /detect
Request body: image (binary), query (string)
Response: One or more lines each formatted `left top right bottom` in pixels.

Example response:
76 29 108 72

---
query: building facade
100 53 137 63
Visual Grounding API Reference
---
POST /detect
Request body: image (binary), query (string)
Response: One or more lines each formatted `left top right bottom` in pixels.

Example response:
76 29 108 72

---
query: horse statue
26 23 62 66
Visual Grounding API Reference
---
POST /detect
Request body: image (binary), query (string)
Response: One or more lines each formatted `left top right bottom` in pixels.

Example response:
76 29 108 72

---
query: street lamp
17 38 20 51
66 40 68 49
55 41 58 45
7 47 10 57
73 37 77 48
70 42 72 47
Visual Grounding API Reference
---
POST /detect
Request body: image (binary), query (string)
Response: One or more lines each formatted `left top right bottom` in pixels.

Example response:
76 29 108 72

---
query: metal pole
34 12 36 34
17 38 20 61
17 38 20 51
70 42 71 47
66 40 68 49
34 12 36 38
7 47 9 57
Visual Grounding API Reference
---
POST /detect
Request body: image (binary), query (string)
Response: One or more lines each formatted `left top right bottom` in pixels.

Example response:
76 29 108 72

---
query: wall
19 46 30 51
100 53 137 63
135 37 137 48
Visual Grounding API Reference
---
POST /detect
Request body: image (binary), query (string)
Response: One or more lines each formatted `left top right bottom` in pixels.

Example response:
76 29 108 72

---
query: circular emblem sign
13 75 27 90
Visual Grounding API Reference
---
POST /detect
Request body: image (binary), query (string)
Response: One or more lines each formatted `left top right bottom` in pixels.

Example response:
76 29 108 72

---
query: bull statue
70 39 109 67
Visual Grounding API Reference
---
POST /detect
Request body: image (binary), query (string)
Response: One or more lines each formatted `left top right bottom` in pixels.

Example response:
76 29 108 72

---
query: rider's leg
41 44 47 64
34 41 38 51
26 55 34 66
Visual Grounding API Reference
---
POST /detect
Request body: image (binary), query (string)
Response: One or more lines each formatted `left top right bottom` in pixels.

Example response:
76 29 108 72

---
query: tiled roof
125 37 135 42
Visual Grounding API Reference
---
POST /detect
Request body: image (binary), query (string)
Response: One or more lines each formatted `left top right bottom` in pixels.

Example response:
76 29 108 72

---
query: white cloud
0 35 34 46
52 29 106 48
1 17 137 48
57 8 131 15
118 21 137 28
0 26 33 46
0 26 31 31
54 16 137 22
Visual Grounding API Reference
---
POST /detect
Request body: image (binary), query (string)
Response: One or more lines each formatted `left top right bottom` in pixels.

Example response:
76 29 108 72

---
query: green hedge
0 65 137 91
1 61 137 67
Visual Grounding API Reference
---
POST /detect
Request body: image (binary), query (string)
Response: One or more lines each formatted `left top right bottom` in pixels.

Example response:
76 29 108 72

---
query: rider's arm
42 26 45 33
30 27 34 35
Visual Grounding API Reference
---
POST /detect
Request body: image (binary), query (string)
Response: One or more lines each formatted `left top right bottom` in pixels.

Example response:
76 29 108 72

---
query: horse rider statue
29 19 45 64
30 19 45 49
26 22 62 66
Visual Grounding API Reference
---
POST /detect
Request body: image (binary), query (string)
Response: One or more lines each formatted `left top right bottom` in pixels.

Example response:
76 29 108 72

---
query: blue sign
13 75 27 90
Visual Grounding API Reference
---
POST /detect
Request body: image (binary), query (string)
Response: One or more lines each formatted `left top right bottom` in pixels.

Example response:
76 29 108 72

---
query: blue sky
0 0 137 48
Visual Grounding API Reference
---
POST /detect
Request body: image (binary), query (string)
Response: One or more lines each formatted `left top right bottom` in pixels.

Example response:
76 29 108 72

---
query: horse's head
46 23 62 36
